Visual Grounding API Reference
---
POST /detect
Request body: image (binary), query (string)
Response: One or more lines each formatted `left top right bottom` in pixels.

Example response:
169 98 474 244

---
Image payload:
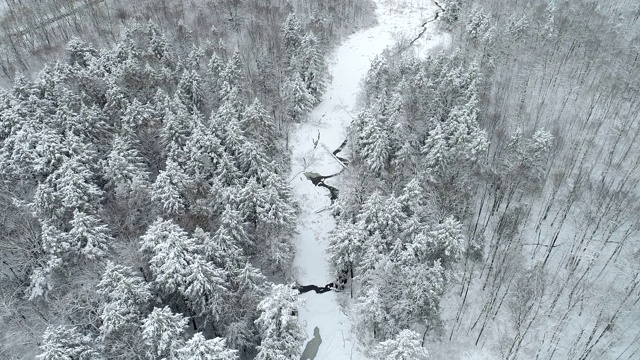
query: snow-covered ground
288 1 446 358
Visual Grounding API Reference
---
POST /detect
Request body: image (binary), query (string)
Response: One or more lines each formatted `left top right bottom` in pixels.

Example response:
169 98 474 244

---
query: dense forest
326 0 640 359
1 0 639 359
0 0 375 358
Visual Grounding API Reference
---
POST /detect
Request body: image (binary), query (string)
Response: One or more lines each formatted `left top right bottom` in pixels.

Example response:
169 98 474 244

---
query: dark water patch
318 183 339 203
332 139 349 165
301 327 322 360
302 139 349 202
335 156 349 165
304 172 340 203
304 172 337 186
333 139 348 155
296 284 332 294
294 271 348 295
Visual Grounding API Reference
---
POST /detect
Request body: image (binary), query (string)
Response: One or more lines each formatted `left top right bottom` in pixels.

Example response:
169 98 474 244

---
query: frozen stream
288 0 447 358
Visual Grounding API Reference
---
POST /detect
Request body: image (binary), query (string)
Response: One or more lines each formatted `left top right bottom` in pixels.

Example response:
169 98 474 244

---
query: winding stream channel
288 1 446 359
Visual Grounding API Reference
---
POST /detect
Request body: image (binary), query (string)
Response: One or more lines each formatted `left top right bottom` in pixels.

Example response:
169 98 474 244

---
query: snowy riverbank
288 0 445 358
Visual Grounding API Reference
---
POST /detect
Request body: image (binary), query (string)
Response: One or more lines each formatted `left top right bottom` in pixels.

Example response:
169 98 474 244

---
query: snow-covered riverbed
288 1 446 358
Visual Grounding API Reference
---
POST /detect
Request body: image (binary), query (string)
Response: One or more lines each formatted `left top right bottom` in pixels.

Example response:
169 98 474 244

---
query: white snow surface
289 1 443 358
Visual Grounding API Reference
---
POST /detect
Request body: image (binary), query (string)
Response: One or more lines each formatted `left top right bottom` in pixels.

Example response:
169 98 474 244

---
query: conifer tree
283 72 314 123
372 329 430 360
281 13 303 61
220 50 243 93
361 119 390 174
50 155 103 218
238 141 272 180
211 88 247 157
160 97 192 155
208 53 225 84
146 22 169 59
421 123 448 170
68 209 112 260
177 69 204 111
140 218 228 318
215 150 243 187
426 216 465 269
103 135 150 190
255 285 304 360
364 56 391 101
214 204 253 259
141 306 188 360
328 221 365 281
241 98 277 156
299 32 327 104
96 263 151 353
37 326 102 360
151 159 191 215
176 334 238 360
183 121 224 182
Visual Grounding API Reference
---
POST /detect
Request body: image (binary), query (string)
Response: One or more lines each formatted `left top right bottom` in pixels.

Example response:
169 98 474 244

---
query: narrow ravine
288 1 443 358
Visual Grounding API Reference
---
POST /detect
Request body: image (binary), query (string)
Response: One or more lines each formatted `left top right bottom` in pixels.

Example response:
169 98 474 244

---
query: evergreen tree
177 69 204 111
395 261 445 329
182 256 228 318
68 209 112 260
141 306 188 360
104 81 130 120
421 123 448 170
97 262 151 340
425 216 465 269
35 155 104 220
241 98 277 156
176 334 238 360
255 285 305 360
398 178 431 221
146 22 169 59
208 53 225 84
439 0 463 28
328 221 365 280
299 32 327 104
356 260 445 339
214 150 243 187
211 88 247 157
283 72 314 123
27 263 58 301
364 56 391 101
361 119 390 174
444 96 488 164
356 192 406 243
234 262 268 302
213 204 253 260
139 218 193 294
140 218 228 317
253 173 297 268
372 329 430 360
238 141 272 180
220 50 243 93
160 97 192 155
39 219 72 260
350 108 375 159
355 278 390 339
281 13 303 61
0 121 67 179
151 159 191 215
37 326 102 360
103 135 150 190
183 122 224 181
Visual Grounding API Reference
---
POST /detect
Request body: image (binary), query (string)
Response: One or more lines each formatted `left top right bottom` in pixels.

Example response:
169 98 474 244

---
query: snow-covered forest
1 0 639 359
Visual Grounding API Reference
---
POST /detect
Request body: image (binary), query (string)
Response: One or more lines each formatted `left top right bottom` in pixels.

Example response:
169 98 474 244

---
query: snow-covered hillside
288 1 447 358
